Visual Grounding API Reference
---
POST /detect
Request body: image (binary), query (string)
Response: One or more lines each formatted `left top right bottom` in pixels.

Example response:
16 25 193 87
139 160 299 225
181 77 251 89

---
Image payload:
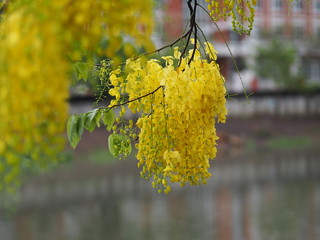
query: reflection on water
0 150 319 240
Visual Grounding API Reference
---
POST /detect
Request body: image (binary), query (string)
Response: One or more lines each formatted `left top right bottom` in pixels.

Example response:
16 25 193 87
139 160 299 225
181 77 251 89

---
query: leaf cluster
254 39 306 89
67 109 115 149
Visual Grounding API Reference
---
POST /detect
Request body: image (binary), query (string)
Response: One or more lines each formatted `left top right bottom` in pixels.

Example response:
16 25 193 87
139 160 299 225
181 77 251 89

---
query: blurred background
1 0 320 239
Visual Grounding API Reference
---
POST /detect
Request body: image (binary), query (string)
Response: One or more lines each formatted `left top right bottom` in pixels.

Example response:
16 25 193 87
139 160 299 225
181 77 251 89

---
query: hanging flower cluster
108 42 227 193
0 2 69 192
61 0 154 58
0 0 154 193
205 0 257 34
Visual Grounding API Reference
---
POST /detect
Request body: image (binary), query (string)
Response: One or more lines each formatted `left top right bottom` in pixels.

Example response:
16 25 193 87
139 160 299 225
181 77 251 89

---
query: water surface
1 150 319 240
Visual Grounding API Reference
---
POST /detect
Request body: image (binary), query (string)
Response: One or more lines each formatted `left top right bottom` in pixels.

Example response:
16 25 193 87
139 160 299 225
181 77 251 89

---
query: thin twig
195 23 210 55
102 86 163 112
135 29 192 60
179 0 197 66
95 0 200 68
197 3 250 100
188 0 198 65
94 30 192 68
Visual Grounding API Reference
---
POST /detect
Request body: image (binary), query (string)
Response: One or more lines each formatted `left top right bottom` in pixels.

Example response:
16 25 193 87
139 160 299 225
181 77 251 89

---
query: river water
0 149 319 240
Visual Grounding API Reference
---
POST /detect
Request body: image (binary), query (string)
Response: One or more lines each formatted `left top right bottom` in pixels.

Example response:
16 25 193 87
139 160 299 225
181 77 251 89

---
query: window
292 0 303 13
304 58 320 83
182 1 189 22
314 0 320 12
229 30 242 42
256 0 262 10
273 25 283 37
272 0 283 11
183 0 210 25
315 27 320 38
292 26 304 39
251 24 261 38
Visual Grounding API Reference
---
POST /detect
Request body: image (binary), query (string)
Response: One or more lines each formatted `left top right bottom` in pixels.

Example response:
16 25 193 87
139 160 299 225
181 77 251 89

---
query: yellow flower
106 41 227 192
205 41 218 60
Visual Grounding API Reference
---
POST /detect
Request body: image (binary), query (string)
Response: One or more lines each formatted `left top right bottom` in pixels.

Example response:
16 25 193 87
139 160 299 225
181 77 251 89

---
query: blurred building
157 0 320 92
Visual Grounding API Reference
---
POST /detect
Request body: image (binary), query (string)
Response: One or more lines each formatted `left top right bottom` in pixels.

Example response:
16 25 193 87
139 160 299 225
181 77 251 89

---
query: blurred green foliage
266 136 313 150
255 39 306 89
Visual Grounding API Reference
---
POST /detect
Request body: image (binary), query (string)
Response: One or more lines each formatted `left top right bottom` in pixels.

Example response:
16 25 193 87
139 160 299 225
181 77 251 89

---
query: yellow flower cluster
109 42 227 193
0 0 154 192
61 0 154 58
206 0 257 34
0 1 69 192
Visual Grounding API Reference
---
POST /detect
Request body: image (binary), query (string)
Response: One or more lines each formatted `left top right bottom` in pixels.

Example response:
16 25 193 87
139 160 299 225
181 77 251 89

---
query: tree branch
179 0 198 66
188 0 198 65
197 3 250 100
94 30 192 67
102 86 163 112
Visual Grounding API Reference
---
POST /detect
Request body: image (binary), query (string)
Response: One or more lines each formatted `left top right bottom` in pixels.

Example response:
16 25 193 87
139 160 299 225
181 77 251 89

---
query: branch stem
102 86 163 112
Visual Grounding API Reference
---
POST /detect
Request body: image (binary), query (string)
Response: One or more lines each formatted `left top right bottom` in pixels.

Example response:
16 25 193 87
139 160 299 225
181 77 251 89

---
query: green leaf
67 114 85 148
84 109 100 132
94 110 102 127
103 109 115 131
75 62 89 81
108 134 117 156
